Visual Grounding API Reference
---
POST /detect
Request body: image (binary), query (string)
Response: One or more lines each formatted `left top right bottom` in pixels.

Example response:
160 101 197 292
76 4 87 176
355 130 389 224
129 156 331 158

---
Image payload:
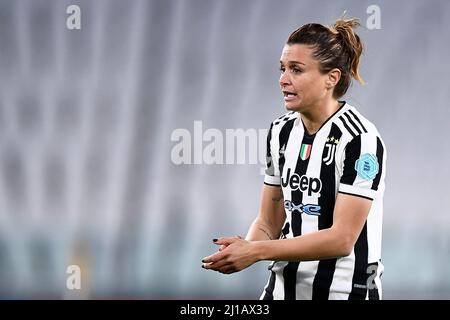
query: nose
279 70 291 88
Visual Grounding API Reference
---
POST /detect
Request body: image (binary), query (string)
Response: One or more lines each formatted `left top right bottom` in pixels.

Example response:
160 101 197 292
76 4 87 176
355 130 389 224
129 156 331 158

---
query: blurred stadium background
0 0 449 299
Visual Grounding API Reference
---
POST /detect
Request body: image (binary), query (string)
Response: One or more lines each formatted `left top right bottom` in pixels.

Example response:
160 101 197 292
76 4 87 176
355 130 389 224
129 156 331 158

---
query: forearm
252 227 351 262
245 184 285 242
245 217 281 241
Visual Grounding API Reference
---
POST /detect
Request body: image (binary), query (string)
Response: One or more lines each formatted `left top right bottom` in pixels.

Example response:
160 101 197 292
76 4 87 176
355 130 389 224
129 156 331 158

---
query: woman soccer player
202 18 386 300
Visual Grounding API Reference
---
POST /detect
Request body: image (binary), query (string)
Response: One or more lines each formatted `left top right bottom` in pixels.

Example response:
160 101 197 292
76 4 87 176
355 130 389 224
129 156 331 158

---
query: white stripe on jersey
328 251 355 299
366 137 386 265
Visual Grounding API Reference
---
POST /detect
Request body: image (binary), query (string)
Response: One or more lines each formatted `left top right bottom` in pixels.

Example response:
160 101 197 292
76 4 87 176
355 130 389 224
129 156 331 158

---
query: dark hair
287 18 364 98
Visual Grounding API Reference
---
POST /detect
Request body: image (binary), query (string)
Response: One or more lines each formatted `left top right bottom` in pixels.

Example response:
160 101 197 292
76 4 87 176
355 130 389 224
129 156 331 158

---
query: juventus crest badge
323 136 339 165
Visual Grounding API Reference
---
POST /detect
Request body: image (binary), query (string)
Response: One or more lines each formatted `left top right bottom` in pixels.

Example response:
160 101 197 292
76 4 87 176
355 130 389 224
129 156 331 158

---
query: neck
300 99 341 135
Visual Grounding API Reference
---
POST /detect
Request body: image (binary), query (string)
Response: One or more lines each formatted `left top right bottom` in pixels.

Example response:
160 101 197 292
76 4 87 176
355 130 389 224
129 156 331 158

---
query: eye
292 67 302 74
279 66 286 73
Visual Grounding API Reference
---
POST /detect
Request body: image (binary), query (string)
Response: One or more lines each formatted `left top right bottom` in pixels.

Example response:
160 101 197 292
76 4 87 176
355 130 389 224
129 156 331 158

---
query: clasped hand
201 236 257 274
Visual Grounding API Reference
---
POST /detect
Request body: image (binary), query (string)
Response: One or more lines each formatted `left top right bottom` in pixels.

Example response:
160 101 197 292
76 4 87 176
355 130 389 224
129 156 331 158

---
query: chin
285 103 302 112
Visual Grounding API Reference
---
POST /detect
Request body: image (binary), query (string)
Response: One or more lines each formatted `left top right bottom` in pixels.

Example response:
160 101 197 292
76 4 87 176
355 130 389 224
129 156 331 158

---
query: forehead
280 44 315 64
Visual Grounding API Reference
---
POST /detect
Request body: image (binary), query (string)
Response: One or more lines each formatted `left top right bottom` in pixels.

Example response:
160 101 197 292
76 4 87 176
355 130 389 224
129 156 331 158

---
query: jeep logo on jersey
281 168 322 196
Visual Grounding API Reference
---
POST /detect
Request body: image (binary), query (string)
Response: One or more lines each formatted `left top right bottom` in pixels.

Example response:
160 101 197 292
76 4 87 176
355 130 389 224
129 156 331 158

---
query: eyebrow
279 60 306 66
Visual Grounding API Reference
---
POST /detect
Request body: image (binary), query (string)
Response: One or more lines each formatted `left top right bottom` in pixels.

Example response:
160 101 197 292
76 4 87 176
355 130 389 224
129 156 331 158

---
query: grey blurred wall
0 0 449 299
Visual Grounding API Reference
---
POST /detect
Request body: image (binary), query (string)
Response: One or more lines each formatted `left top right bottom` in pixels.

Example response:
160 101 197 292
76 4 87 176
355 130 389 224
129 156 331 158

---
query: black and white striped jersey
261 101 386 300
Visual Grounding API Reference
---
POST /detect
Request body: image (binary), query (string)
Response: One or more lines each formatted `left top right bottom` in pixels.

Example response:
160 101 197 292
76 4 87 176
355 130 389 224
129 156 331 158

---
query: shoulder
268 110 298 133
334 104 387 170
337 103 385 146
347 104 381 136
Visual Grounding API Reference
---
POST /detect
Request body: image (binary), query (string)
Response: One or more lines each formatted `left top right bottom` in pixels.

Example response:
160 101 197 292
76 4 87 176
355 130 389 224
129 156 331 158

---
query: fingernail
201 259 205 263
201 264 205 268
212 238 218 242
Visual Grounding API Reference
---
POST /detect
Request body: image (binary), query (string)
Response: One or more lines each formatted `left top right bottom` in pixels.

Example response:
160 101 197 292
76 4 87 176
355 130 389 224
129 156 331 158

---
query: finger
214 236 240 246
218 244 227 251
219 265 237 275
203 259 229 271
202 250 226 264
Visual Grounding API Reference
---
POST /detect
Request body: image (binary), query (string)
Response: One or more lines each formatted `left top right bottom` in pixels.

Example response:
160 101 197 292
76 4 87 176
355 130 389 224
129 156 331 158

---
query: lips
282 90 297 101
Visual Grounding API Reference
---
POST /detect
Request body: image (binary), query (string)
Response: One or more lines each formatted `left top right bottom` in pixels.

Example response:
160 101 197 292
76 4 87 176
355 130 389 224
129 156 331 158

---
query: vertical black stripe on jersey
282 133 313 300
371 137 384 191
348 109 367 133
338 115 357 138
368 262 380 300
265 123 275 177
267 123 273 157
262 271 276 300
312 123 342 300
343 112 362 135
262 222 288 299
349 223 369 300
278 119 296 177
340 135 361 185
263 119 295 300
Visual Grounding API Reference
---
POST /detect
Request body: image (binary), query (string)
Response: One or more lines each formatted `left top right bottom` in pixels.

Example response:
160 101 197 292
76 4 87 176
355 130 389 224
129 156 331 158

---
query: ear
326 68 341 89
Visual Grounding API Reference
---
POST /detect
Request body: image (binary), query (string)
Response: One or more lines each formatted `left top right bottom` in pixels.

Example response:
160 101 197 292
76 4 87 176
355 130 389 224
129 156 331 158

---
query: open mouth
283 90 297 99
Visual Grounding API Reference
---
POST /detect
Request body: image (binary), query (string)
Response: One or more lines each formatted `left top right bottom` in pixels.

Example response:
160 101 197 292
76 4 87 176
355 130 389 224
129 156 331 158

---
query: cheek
294 77 314 96
303 75 326 95
292 76 307 92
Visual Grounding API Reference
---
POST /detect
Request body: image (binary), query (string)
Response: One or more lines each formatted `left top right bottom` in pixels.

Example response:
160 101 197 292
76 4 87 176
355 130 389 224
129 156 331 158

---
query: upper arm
339 132 386 200
258 184 286 236
332 192 372 251
260 120 286 232
334 132 386 251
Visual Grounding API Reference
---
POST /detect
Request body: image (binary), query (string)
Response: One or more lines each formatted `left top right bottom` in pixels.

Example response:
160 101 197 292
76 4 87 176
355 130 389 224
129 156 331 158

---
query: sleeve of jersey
338 133 385 200
264 123 281 186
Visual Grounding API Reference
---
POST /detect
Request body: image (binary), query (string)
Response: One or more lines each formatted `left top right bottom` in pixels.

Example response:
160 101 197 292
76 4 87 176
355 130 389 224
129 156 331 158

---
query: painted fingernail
201 259 205 263
201 264 205 269
212 238 218 242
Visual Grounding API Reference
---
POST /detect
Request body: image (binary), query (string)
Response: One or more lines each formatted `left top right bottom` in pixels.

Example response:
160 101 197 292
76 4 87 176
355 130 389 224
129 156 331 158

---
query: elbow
336 235 355 257
339 244 353 257
329 226 356 257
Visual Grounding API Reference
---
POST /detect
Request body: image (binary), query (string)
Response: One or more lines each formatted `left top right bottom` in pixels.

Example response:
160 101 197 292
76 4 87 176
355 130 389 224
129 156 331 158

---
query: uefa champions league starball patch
355 153 379 180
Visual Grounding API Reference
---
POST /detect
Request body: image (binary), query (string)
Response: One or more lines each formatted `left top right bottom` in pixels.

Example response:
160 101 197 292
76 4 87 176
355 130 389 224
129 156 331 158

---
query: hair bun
333 18 361 33
330 18 364 84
